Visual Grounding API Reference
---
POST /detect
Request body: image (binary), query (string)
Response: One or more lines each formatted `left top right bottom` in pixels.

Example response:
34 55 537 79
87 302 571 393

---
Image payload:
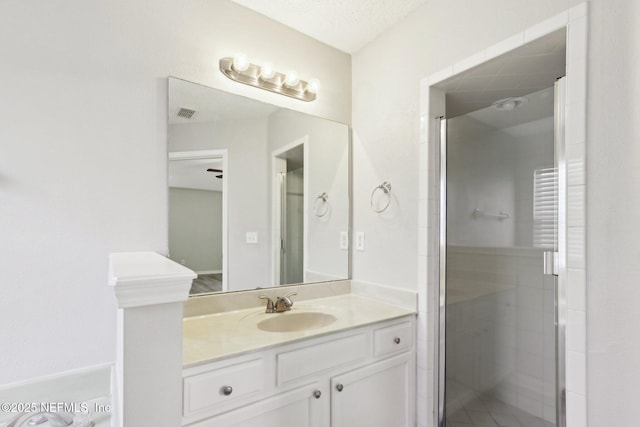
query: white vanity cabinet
182 316 415 427
330 353 413 427
187 382 328 427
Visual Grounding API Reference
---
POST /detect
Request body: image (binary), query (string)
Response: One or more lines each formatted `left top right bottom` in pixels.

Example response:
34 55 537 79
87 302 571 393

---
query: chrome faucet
259 295 275 313
259 293 297 313
275 293 296 312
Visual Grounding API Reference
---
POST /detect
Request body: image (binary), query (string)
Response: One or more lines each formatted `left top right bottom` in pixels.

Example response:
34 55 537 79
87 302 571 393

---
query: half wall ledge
109 251 196 308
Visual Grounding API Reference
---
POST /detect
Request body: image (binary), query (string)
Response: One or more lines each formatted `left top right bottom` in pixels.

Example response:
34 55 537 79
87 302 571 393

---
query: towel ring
314 192 329 217
370 181 392 213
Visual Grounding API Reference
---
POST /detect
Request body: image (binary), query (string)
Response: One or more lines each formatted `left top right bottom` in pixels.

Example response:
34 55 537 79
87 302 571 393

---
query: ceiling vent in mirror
177 107 197 119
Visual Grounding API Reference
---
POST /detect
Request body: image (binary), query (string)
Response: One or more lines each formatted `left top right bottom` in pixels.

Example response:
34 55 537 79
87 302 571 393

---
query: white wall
268 109 350 282
585 2 640 425
352 0 640 425
169 119 272 291
168 188 223 273
352 0 582 290
0 0 350 384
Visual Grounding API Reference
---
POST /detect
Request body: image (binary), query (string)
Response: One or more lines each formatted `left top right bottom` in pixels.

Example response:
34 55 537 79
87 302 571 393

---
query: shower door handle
543 251 559 276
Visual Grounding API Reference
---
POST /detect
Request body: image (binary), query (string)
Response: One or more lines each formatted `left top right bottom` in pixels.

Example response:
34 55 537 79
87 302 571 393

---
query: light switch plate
356 231 365 251
340 231 349 250
246 232 258 244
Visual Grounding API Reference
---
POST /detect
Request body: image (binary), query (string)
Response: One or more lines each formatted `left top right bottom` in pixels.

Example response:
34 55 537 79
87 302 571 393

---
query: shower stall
438 81 566 427
273 142 306 286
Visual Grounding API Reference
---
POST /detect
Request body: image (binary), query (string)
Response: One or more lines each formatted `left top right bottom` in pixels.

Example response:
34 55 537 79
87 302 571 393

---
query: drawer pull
221 385 233 396
394 337 401 344
336 383 344 392
313 390 322 399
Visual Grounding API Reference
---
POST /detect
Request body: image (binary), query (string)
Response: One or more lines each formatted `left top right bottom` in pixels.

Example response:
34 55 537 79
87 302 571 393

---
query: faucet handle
276 292 296 312
259 295 275 313
282 292 297 307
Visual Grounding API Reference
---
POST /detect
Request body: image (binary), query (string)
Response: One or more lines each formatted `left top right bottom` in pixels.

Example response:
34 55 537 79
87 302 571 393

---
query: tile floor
446 382 554 427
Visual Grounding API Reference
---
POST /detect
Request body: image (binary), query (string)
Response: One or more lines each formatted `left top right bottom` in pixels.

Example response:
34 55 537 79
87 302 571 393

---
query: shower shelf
472 208 510 221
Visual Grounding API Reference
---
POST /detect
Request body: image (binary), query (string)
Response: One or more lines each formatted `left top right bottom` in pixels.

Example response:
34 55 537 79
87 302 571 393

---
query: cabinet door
331 353 414 427
189 382 328 427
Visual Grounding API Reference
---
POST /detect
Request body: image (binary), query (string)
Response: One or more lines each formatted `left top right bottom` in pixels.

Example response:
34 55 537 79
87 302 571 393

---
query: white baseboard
0 363 113 425
195 270 222 275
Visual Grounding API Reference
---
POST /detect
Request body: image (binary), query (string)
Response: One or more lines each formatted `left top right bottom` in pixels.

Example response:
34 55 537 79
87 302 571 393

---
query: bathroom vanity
181 294 416 427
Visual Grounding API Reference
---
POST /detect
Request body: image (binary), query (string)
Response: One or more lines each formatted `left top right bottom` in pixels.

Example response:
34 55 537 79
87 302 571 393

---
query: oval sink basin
257 312 337 333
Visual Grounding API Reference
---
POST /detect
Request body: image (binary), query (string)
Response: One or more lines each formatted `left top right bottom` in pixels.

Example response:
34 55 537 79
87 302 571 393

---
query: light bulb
284 71 299 87
502 100 516 111
260 63 275 79
306 78 320 94
232 53 249 72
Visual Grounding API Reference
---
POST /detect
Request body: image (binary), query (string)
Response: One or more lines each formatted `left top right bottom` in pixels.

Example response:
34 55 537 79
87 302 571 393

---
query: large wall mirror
168 77 350 295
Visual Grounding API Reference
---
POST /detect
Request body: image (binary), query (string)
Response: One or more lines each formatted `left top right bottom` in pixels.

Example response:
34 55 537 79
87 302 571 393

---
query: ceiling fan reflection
206 168 223 179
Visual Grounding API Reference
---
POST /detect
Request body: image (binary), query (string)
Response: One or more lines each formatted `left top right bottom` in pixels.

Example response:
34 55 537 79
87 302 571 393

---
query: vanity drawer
277 332 369 385
374 321 413 357
183 358 265 417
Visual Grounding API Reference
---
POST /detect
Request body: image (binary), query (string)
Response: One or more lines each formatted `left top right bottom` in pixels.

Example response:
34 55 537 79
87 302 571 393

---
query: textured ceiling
230 0 427 53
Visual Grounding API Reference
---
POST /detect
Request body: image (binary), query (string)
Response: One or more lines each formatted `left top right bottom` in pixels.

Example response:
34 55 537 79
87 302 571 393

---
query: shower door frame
435 80 568 427
436 116 447 427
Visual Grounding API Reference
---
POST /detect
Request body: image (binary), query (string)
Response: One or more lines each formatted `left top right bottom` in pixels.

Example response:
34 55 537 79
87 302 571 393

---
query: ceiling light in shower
492 97 528 111
219 56 318 102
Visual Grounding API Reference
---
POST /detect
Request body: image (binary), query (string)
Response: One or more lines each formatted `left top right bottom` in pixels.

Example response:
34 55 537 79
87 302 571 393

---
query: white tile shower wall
446 246 556 422
447 112 554 249
417 56 442 427
419 6 589 426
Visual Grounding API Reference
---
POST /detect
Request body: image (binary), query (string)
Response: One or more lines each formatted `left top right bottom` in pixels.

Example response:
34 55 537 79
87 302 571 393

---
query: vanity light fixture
219 53 319 102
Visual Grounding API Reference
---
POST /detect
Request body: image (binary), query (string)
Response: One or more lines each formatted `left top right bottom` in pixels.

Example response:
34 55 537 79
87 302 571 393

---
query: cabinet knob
313 390 322 399
221 385 233 396
394 337 401 344
336 383 344 392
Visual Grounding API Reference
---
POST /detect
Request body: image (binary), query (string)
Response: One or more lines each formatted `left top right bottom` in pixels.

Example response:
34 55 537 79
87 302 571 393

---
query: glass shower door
441 82 564 427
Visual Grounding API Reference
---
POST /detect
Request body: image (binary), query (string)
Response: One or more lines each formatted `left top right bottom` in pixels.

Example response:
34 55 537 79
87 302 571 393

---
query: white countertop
183 294 416 367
